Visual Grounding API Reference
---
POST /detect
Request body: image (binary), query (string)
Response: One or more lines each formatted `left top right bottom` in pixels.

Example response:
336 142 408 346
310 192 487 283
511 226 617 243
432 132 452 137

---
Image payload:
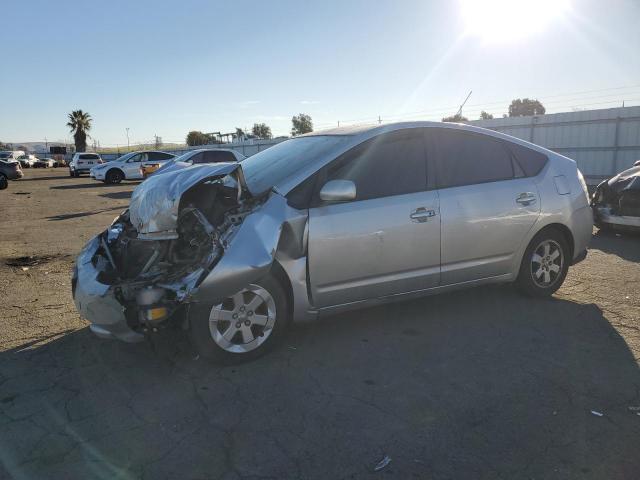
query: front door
308 129 441 308
124 153 147 179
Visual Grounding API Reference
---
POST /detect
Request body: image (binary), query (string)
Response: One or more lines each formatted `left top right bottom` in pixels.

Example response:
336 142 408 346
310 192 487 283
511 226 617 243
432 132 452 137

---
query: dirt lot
1 168 639 479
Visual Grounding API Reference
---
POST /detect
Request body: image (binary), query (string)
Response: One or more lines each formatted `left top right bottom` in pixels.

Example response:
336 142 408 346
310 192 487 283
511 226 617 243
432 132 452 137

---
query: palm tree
66 110 92 152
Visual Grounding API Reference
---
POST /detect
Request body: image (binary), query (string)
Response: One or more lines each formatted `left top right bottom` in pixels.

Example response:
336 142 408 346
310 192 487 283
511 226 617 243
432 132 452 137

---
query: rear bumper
72 237 144 343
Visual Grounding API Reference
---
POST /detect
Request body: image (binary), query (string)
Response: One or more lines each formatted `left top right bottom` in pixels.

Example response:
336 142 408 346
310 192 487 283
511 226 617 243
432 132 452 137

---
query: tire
105 169 124 184
189 273 290 364
0 175 7 190
516 228 570 297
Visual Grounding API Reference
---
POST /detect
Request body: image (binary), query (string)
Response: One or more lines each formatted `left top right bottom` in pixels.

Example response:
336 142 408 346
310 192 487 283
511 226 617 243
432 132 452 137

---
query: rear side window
507 143 548 177
148 152 173 161
322 130 428 201
431 129 514 188
203 151 236 163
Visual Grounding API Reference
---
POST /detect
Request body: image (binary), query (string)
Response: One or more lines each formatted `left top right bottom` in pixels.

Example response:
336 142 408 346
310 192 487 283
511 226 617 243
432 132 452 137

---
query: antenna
456 90 473 117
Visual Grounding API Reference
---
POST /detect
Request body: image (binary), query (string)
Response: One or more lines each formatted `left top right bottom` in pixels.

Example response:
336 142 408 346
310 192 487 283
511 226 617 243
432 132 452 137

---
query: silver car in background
72 122 593 362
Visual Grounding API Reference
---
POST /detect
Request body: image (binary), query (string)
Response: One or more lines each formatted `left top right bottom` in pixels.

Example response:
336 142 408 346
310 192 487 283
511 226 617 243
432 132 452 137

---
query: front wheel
516 229 570 297
105 169 124 184
189 274 290 363
0 175 7 190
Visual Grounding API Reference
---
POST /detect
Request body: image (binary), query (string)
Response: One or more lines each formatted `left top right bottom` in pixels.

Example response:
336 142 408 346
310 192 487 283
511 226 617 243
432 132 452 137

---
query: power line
316 86 640 128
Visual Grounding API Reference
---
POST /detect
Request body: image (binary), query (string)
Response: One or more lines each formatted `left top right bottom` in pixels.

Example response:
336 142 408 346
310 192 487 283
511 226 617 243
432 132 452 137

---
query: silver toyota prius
72 122 593 362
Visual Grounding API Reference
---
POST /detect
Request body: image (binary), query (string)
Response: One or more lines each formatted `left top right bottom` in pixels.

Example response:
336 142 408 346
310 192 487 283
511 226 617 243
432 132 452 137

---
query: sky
1 0 639 147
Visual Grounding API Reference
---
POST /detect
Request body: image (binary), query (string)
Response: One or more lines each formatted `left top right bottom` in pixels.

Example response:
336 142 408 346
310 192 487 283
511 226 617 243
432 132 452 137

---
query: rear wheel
0 175 7 190
105 169 124 184
516 229 570 297
189 274 290 364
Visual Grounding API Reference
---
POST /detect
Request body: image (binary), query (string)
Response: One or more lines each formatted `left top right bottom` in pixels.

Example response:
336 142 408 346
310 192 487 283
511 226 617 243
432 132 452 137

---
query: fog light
144 307 168 322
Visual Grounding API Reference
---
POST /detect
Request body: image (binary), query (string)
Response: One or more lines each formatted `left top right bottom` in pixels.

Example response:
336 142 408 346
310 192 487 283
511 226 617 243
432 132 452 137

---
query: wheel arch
516 222 575 278
107 167 125 178
269 260 294 323
535 223 575 260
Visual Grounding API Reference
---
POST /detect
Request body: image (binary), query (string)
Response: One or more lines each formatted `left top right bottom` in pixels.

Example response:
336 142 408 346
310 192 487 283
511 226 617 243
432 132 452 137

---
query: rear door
429 128 541 285
308 129 441 308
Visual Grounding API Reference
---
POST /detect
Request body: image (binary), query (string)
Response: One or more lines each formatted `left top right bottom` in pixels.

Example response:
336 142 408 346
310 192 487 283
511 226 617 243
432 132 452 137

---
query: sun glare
460 0 571 43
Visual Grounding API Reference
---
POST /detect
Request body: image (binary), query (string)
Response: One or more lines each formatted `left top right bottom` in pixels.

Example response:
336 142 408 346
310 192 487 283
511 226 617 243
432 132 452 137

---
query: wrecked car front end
72 162 267 342
591 165 640 232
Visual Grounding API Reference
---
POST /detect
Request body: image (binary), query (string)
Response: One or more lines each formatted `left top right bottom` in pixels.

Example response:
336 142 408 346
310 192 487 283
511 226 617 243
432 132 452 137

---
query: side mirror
319 179 356 202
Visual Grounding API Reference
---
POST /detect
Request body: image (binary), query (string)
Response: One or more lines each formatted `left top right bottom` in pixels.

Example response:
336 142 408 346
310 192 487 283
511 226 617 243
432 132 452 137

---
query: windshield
0 153 10 159
241 136 352 194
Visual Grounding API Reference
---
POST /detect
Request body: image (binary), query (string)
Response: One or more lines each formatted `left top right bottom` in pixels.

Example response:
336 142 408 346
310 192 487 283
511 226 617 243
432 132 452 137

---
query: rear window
507 143 548 177
79 154 99 160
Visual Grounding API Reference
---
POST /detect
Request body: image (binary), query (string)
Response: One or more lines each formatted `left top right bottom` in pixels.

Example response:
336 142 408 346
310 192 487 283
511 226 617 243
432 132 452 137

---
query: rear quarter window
507 143 548 177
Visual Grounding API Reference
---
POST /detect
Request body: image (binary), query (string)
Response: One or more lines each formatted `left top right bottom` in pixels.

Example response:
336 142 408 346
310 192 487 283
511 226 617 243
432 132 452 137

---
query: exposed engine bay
76 164 265 336
591 164 640 231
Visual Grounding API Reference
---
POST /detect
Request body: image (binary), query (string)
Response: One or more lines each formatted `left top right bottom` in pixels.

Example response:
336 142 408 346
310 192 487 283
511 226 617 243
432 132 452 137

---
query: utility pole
126 128 130 152
456 90 473 118
44 137 48 153
378 115 382 124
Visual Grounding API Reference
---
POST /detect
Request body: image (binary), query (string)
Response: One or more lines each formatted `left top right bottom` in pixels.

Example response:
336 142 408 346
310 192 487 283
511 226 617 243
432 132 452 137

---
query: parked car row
0 150 65 169
88 148 245 184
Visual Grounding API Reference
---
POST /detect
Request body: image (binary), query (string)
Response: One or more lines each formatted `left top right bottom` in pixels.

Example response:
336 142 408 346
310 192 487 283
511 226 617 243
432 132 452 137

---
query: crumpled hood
129 162 242 239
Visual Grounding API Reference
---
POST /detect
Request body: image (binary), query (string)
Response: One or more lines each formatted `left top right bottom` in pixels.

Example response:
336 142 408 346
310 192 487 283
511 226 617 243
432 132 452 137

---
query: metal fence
468 105 640 184
32 138 287 163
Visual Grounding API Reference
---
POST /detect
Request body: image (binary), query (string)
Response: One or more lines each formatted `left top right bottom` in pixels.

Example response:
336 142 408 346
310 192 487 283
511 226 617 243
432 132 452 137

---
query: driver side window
321 130 428 202
190 152 205 164
127 153 148 163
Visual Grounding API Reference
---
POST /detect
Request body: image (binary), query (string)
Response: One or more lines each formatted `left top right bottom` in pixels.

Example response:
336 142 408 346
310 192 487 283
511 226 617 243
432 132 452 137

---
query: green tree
508 98 545 117
252 123 272 139
66 110 92 152
479 111 494 120
442 113 468 122
186 130 210 146
291 113 313 136
234 127 245 141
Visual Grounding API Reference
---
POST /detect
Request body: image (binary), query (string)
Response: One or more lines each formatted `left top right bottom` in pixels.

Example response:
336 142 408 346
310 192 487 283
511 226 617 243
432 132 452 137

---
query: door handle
410 207 436 223
516 192 536 206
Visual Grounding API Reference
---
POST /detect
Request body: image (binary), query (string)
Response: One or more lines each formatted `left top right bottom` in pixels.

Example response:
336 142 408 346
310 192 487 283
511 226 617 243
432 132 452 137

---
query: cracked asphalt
1 169 639 479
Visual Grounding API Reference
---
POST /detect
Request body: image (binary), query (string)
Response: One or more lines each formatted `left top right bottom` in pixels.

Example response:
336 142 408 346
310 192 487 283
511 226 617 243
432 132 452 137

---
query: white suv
90 151 175 184
69 153 103 177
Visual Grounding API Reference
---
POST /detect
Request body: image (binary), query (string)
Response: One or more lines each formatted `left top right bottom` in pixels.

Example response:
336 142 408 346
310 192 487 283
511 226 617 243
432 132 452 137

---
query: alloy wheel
530 239 564 288
209 285 276 353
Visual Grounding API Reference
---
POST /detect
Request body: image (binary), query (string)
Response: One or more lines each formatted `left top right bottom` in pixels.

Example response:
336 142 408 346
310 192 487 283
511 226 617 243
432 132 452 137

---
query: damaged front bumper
593 206 640 230
72 236 144 342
